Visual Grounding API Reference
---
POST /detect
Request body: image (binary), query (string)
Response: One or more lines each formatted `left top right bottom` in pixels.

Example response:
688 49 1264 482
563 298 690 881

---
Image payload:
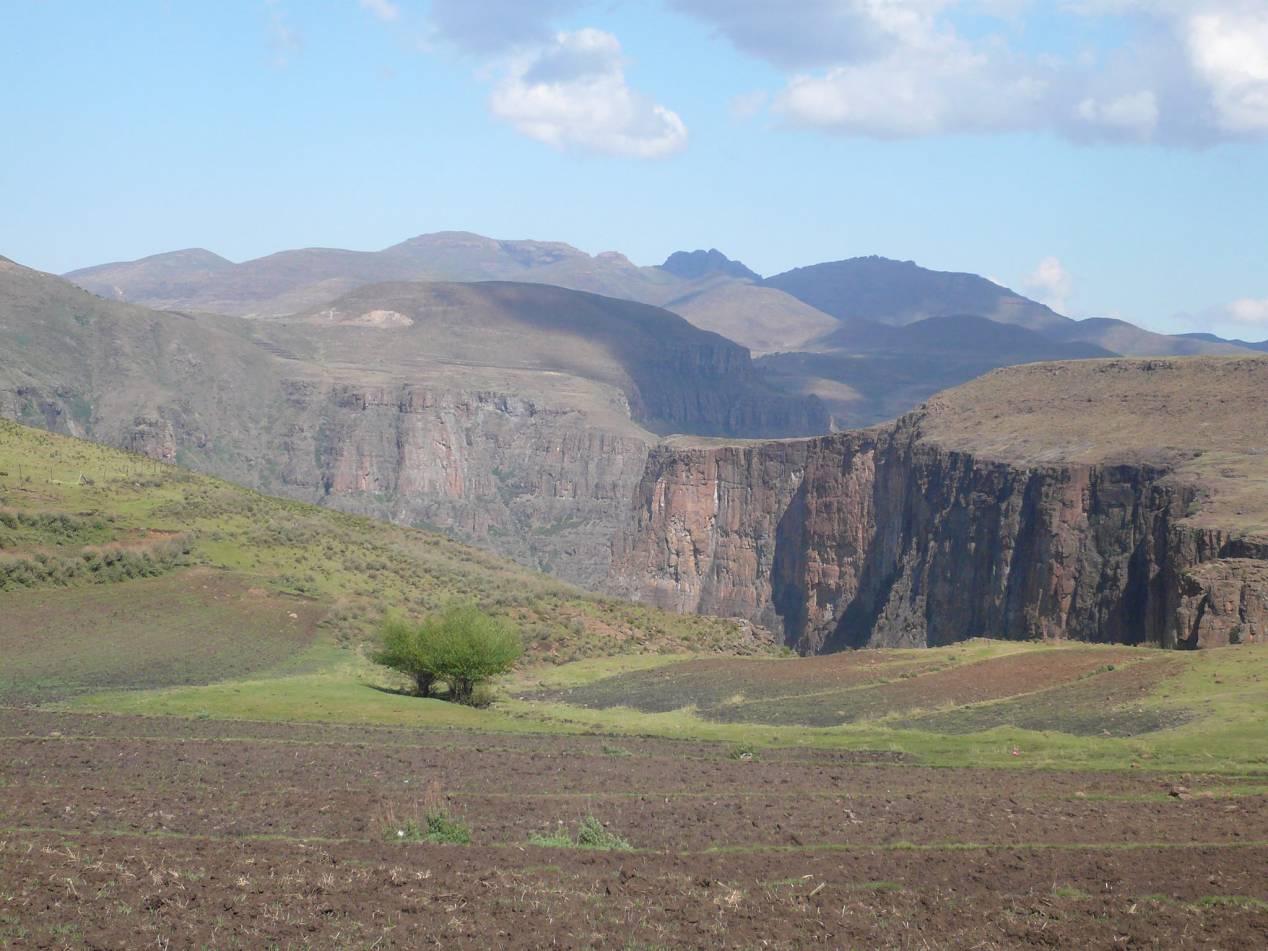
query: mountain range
4 247 1267 650
65 232 1264 427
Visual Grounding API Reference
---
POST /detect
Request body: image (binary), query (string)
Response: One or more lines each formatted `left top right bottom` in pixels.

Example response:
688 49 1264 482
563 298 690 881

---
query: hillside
0 419 760 703
272 280 826 437
1052 317 1252 356
67 234 1257 402
65 231 826 354
764 255 1073 333
758 313 1116 426
0 257 824 588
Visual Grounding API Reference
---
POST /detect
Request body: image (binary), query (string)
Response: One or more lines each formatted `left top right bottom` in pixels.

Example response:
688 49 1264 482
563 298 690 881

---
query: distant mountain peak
660 249 760 282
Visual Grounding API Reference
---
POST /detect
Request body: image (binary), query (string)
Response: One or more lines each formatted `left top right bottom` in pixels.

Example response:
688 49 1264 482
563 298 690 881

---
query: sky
2 0 1266 339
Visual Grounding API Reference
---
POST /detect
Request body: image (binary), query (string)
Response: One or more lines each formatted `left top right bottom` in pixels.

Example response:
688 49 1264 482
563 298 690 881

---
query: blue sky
2 0 1266 338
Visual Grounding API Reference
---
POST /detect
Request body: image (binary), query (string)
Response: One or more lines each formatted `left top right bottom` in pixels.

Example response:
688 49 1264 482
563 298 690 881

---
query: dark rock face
660 249 760 282
609 420 1267 651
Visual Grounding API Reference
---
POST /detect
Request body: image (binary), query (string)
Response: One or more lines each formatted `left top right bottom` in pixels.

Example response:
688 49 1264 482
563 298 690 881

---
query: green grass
0 570 323 703
528 816 632 852
62 641 1268 775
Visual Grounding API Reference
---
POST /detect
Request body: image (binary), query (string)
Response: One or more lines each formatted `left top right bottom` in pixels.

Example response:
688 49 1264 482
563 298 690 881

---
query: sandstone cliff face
610 418 1266 651
267 381 650 588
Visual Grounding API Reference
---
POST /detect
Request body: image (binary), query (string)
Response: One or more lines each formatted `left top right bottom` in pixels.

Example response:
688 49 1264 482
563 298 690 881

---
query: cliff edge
611 358 1268 650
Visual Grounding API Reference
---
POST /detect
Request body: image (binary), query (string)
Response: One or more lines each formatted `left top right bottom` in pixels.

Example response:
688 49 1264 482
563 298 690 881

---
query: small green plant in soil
423 808 472 844
529 816 632 852
728 742 760 762
381 781 471 844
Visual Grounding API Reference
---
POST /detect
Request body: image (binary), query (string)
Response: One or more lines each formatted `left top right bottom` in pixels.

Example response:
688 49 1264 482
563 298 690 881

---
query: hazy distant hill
763 256 1073 333
660 249 759 282
1179 332 1268 352
1049 317 1253 356
64 233 1258 429
759 314 1117 427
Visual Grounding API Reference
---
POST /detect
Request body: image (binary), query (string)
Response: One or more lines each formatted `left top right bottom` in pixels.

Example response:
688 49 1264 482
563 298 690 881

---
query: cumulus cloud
1222 297 1268 326
358 0 400 23
672 0 1268 145
490 29 688 158
779 40 1047 137
1023 256 1073 314
427 0 582 53
1185 6 1268 134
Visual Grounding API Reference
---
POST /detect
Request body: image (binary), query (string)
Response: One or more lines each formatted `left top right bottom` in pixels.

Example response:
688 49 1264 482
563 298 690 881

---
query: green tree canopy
371 604 522 704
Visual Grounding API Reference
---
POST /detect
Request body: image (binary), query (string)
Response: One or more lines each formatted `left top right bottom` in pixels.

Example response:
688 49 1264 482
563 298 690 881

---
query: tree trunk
413 672 434 697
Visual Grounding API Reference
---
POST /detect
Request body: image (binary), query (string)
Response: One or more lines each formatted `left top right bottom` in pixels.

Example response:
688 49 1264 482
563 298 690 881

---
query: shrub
371 603 522 705
424 808 472 844
381 782 471 844
428 605 522 704
372 613 438 697
528 816 631 851
575 816 632 851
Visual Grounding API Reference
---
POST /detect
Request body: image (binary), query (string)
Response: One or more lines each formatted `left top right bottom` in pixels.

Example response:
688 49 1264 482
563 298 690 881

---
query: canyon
611 359 1268 650
4 256 1266 651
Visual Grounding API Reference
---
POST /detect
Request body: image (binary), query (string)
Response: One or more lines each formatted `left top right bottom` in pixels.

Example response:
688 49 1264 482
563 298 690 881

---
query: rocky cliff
271 380 651 586
611 359 1268 650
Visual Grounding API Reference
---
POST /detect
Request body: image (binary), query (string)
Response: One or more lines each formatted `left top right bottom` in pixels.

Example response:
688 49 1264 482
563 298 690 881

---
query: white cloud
490 29 688 158
1224 297 1268 326
358 0 400 23
672 0 1268 145
1023 256 1073 313
779 41 1047 137
1185 7 1268 134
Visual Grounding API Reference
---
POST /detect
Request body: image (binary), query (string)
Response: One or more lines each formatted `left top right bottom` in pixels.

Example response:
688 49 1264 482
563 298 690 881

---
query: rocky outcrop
267 381 651 588
610 417 1268 651
1173 553 1268 648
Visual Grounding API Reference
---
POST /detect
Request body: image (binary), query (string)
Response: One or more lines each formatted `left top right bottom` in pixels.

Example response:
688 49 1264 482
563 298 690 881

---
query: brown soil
2 710 1266 949
549 647 1149 728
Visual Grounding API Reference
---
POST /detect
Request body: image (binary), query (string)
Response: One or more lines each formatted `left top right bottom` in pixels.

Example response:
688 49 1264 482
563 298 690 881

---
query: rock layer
611 410 1268 651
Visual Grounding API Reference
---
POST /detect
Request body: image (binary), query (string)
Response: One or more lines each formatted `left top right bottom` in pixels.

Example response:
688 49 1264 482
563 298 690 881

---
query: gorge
4 256 1266 652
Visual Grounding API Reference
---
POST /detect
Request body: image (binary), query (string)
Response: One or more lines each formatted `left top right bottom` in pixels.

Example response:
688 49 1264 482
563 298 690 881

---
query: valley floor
2 708 1266 949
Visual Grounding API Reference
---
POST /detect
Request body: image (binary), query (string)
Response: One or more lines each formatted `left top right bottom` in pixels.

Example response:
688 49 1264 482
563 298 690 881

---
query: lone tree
372 604 522 705
372 614 440 698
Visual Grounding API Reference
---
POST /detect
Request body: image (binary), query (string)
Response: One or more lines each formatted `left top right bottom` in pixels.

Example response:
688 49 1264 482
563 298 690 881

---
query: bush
528 816 631 852
372 613 439 697
424 808 472 844
371 603 522 704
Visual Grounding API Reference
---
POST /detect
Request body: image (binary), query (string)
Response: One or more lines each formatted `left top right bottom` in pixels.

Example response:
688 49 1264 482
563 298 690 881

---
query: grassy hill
0 420 763 706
